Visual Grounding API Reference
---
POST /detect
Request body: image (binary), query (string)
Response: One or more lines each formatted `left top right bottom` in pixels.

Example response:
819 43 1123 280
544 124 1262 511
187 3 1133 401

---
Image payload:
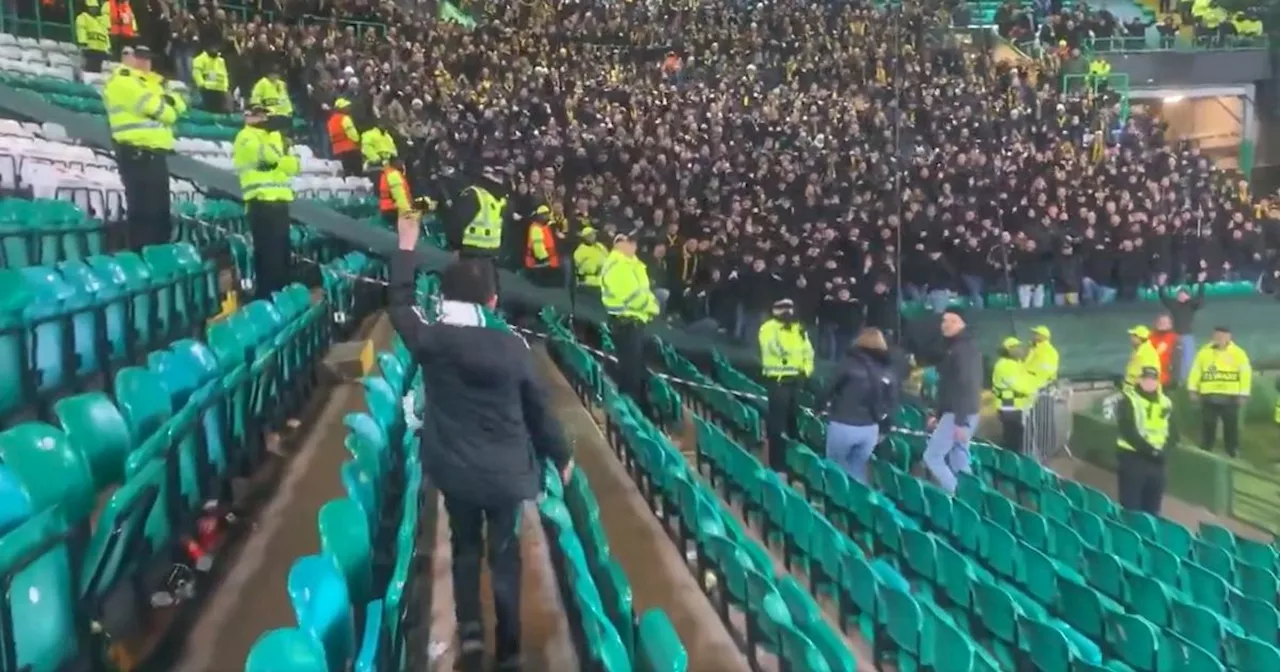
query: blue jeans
960 274 985 308
1082 277 1117 305
1177 334 1196 384
923 413 981 494
826 421 880 484
1017 284 1046 308
926 289 951 314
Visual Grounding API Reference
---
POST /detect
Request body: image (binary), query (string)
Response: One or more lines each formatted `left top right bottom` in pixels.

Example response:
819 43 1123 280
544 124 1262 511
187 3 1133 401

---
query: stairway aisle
532 347 751 672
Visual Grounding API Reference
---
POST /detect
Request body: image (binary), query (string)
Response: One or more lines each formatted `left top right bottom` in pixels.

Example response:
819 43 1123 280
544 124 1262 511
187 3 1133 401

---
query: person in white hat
757 297 814 470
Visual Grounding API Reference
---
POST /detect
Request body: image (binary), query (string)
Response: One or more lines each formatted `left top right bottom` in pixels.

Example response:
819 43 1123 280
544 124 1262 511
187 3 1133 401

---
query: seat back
113 366 175 447
0 423 95 524
245 628 329 672
19 266 75 392
52 392 134 491
318 498 373 610
636 609 687 672
0 269 29 420
287 554 356 672
79 458 161 602
0 508 81 672
340 460 377 534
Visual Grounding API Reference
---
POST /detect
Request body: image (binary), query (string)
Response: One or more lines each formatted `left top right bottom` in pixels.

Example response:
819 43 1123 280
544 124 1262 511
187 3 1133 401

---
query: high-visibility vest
108 0 137 37
1124 341 1162 391
1149 332 1177 386
102 66 183 150
461 186 505 250
524 221 560 269
249 76 293 117
378 166 411 214
992 357 1036 411
600 249 658 322
232 125 298 202
574 242 608 287
758 318 814 380
360 128 397 167
1117 390 1172 454
76 13 110 53
327 111 358 154
191 52 229 92
1025 340 1059 386
1187 342 1252 397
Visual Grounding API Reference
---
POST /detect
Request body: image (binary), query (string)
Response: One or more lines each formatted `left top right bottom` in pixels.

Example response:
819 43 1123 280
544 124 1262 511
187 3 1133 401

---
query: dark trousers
198 88 228 113
115 144 171 249
1117 451 1165 514
337 150 363 177
765 378 800 471
444 496 523 663
381 210 398 228
610 317 650 413
525 266 563 288
999 409 1025 453
1201 396 1240 457
83 51 107 73
248 200 293 299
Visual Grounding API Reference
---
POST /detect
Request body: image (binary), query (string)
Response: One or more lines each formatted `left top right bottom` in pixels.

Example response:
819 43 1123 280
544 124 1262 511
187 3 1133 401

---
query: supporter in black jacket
1052 243 1083 305
924 308 983 494
387 215 572 670
818 328 900 484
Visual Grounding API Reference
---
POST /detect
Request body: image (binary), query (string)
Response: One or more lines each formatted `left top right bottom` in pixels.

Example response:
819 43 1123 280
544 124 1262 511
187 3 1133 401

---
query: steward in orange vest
524 206 562 287
327 98 361 176
107 0 137 57
379 159 412 228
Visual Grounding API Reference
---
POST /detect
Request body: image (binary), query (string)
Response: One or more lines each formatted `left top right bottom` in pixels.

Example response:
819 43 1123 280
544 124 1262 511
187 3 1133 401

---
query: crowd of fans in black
22 0 1280 357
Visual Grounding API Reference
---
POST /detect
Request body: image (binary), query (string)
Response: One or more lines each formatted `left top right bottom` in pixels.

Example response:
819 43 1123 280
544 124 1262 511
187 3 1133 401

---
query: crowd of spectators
22 0 1280 357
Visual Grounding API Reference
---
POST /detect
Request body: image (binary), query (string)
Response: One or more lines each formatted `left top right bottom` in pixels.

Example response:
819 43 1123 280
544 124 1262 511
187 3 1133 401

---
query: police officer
75 3 110 73
1187 326 1252 458
249 62 293 135
378 157 413 229
388 214 573 672
758 298 814 471
360 121 398 176
444 166 510 290
102 46 184 249
233 105 299 299
574 226 608 289
1116 366 1175 514
1123 325 1162 392
523 206 562 287
600 233 660 414
992 337 1038 453
1024 325 1059 388
191 44 230 112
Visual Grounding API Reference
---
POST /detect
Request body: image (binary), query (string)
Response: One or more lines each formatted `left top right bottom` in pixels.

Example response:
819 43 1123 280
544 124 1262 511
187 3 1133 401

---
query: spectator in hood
818 328 900 484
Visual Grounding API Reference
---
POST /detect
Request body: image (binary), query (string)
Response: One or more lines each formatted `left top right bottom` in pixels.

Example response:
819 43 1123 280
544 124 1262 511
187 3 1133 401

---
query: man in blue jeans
924 308 984 494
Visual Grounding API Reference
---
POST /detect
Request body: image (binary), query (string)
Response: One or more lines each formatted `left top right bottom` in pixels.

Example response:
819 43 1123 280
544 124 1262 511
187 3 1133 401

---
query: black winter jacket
387 250 572 507
935 328 984 424
819 347 900 427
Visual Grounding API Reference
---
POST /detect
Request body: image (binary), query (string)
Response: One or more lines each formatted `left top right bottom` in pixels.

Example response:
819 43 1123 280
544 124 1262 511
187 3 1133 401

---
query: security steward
75 3 110 73
106 0 137 58
523 206 562 288
993 337 1038 453
1024 325 1060 388
1124 325 1162 392
1187 326 1252 458
360 122 398 176
574 226 608 289
233 105 299 299
327 98 362 176
758 298 815 471
388 213 573 672
191 44 230 112
378 157 413 229
600 233 660 415
103 46 184 249
1116 366 1175 514
249 63 293 135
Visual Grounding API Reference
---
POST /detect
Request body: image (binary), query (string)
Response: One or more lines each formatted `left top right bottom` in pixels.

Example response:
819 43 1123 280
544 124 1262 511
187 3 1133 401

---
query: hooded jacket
387 250 571 507
818 346 900 427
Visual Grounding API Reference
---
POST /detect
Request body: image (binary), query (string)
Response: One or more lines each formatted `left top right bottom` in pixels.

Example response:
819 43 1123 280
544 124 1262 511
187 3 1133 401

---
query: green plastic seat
288 554 356 672
779 625 832 672
0 423 95 525
1105 612 1162 671
1048 521 1086 576
1227 631 1280 671
636 610 687 672
0 508 83 672
245 628 329 672
879 584 923 671
1163 630 1225 672
1231 592 1279 645
0 269 28 421
318 498 373 610
596 559 635 660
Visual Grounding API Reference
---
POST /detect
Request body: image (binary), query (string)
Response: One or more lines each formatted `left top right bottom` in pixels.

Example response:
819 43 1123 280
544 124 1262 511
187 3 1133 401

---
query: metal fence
1023 384 1074 465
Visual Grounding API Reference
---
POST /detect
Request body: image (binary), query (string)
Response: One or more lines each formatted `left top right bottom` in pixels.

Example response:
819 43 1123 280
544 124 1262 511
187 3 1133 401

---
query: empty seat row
0 277 330 672
0 242 219 426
